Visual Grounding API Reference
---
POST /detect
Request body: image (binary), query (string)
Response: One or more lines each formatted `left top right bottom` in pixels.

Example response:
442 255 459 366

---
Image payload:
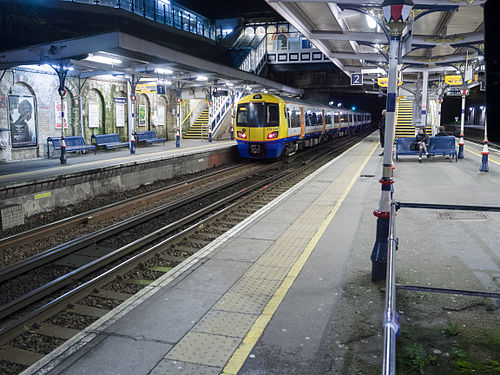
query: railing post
142 0 146 17
131 0 134 12
116 0 120 8
153 0 156 21
163 4 166 24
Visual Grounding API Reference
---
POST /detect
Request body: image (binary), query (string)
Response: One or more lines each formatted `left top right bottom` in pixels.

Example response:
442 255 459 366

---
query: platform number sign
351 73 363 86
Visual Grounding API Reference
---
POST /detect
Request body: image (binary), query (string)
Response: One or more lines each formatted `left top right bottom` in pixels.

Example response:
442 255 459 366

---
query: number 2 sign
351 73 363 86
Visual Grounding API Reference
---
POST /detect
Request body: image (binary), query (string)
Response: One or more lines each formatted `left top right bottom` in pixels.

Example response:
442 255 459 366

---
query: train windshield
237 102 279 127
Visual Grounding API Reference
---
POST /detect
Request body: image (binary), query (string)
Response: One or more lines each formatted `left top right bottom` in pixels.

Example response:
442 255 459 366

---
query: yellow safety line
465 147 500 166
0 142 234 181
222 141 378 375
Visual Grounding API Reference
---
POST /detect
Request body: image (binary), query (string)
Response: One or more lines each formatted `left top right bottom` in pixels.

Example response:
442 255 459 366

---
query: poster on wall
8 95 37 148
88 102 100 128
156 105 165 126
139 105 147 126
115 103 126 128
55 101 68 129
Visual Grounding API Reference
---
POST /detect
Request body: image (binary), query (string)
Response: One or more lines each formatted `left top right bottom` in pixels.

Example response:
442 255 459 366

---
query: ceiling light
140 78 157 82
226 82 233 87
85 54 122 65
366 14 377 29
196 75 208 81
155 68 173 74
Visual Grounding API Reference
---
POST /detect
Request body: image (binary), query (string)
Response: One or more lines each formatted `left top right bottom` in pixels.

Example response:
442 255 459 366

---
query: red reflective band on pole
373 210 390 219
379 179 394 185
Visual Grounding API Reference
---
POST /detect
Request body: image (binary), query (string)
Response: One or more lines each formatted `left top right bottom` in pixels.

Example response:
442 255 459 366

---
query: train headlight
267 131 279 139
237 131 247 139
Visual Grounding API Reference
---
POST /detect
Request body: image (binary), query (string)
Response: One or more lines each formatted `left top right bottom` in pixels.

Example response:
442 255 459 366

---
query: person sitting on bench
415 127 430 163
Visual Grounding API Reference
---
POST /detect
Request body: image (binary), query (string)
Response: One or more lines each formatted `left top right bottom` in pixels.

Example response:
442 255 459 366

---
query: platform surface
0 139 235 188
22 136 500 375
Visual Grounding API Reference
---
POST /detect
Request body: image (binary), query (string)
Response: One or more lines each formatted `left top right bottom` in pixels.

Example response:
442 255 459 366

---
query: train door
321 109 326 134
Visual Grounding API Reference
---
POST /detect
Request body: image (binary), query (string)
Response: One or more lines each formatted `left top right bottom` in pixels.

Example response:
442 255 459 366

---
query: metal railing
239 36 267 75
64 0 215 40
382 202 398 375
382 201 500 375
209 91 243 137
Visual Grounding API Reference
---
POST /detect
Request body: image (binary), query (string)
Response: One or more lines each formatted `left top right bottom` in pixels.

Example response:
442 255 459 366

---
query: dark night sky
174 0 276 19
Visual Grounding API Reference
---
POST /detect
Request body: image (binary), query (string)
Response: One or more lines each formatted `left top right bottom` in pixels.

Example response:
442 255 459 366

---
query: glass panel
266 104 279 126
236 102 265 127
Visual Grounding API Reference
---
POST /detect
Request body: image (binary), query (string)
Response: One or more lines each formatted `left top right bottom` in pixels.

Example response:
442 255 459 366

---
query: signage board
135 84 157 94
351 73 363 86
378 74 403 88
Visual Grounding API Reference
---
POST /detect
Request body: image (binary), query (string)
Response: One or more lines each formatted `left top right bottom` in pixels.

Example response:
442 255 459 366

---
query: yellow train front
235 93 372 159
235 93 287 159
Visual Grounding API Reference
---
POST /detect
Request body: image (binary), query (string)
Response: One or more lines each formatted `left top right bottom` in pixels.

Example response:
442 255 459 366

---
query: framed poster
156 105 165 126
88 102 100 128
55 101 68 129
8 95 37 148
115 103 125 128
139 104 147 126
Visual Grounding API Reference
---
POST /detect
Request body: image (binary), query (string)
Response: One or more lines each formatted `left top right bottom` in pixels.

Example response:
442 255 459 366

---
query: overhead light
226 82 233 87
337 103 342 107
155 67 173 74
85 54 122 65
161 80 172 85
366 14 377 29
159 0 170 4
196 75 208 81
140 78 157 82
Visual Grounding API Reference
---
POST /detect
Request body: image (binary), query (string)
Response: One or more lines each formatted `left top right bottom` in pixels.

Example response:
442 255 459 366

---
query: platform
21 135 500 375
0 139 237 219
0 139 235 187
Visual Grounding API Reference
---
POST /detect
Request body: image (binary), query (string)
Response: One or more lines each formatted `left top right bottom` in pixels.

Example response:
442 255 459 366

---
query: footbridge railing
382 201 500 375
63 0 216 40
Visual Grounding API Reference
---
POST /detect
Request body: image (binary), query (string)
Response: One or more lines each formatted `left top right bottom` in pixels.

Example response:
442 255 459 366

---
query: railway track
0 132 370 374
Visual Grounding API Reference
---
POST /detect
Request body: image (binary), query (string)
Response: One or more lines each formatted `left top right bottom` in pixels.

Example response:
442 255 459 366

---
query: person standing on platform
415 127 430 162
435 126 449 136
378 109 386 156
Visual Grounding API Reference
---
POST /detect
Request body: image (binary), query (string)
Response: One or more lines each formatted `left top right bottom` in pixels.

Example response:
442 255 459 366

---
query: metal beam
311 30 483 47
268 0 485 6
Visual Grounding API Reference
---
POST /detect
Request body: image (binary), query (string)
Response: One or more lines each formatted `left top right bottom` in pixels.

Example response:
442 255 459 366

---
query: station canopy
266 0 485 92
0 31 303 97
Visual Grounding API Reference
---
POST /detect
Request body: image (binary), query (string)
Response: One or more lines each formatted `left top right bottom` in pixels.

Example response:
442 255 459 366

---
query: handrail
239 35 267 74
63 0 216 40
210 91 243 137
382 202 398 375
181 99 205 126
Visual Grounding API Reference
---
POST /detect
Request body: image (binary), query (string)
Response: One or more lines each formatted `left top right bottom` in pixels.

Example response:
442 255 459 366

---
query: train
235 93 372 159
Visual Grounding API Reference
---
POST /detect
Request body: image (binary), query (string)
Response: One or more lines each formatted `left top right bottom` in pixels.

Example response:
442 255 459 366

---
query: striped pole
458 92 466 158
480 113 489 172
371 32 400 282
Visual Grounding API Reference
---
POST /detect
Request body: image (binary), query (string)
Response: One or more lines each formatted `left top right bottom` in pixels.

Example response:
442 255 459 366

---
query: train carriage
235 93 371 159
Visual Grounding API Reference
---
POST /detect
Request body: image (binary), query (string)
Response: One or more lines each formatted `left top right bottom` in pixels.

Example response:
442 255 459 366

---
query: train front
235 93 285 159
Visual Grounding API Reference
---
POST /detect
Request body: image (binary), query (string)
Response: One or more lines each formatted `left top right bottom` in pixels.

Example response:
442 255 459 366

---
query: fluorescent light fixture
366 14 377 29
337 103 342 107
225 82 233 87
140 78 157 82
85 54 122 65
155 68 173 74
159 0 170 4
162 80 172 85
222 28 233 35
196 75 208 81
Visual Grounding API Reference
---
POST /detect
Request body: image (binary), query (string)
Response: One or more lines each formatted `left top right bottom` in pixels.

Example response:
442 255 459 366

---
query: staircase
184 109 209 139
395 98 414 138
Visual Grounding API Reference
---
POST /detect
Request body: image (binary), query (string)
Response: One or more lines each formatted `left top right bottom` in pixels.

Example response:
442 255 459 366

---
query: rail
381 201 500 375
210 91 243 137
239 36 267 74
63 0 215 40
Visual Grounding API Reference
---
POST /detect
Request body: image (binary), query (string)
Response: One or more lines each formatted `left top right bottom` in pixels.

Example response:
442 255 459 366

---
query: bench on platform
91 133 129 152
395 136 457 162
135 131 165 145
47 136 96 159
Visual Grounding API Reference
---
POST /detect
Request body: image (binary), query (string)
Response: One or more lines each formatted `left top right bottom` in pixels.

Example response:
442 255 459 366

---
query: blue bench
47 136 96 159
395 136 457 162
91 133 129 152
135 131 165 145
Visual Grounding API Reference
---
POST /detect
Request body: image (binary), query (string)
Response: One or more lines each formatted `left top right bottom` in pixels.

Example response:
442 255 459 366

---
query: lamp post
51 63 70 165
371 0 413 282
127 73 140 154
